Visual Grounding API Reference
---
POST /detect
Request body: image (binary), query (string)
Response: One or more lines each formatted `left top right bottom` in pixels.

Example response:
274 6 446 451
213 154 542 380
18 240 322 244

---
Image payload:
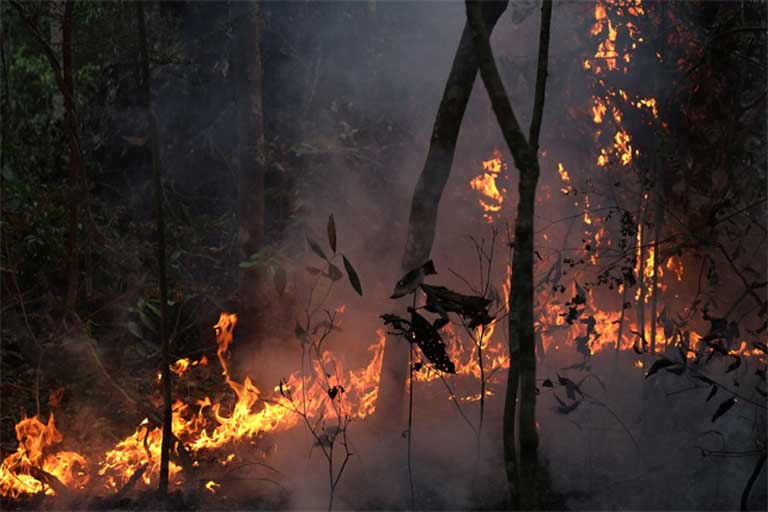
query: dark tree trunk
61 1 82 318
466 0 552 507
233 0 267 331
136 2 172 496
377 0 507 427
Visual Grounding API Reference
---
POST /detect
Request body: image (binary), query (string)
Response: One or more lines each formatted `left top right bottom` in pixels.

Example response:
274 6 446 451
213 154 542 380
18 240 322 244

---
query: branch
466 0 533 173
528 0 553 151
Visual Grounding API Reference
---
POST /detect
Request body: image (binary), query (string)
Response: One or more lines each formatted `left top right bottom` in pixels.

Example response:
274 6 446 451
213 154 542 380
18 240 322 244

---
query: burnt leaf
557 374 583 400
631 330 648 353
328 386 339 400
342 255 363 296
575 336 591 356
574 281 587 302
420 284 492 322
666 365 686 376
468 309 495 329
694 375 715 385
711 397 737 422
409 308 455 373
380 313 410 333
327 263 343 282
542 378 554 388
725 356 741 373
307 236 328 262
327 214 337 253
706 384 718 402
553 392 581 414
646 357 677 379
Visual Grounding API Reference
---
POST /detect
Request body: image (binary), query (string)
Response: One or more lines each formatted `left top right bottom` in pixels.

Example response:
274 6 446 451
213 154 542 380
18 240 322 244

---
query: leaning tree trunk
233 0 267 321
466 0 552 508
377 0 507 427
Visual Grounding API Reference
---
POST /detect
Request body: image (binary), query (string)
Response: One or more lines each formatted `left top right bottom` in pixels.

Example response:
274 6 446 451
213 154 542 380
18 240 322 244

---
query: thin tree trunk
377 0 507 427
466 0 552 507
233 0 266 315
61 1 82 318
9 0 86 319
636 189 647 348
136 3 172 496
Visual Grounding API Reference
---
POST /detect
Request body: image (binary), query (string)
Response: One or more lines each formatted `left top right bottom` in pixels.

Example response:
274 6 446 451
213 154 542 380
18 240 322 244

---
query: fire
470 149 507 222
0 414 88 498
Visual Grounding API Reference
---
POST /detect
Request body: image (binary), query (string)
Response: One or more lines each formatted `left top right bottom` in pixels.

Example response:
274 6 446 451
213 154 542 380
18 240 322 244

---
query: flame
470 149 506 222
0 414 88 498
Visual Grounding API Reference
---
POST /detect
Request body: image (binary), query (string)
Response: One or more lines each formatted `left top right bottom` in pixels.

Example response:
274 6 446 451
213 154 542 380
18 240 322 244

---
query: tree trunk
61 0 82 319
466 0 552 507
233 0 267 329
377 0 507 427
136 2 172 496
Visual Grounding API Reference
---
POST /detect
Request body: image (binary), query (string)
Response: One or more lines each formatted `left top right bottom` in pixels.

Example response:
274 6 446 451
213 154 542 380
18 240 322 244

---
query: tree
466 0 552 507
233 0 267 326
136 2 172 497
10 0 85 320
377 0 507 427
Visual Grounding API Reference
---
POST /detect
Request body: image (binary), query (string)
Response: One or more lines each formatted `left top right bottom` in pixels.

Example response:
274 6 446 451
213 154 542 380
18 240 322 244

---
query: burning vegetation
1 0 766 510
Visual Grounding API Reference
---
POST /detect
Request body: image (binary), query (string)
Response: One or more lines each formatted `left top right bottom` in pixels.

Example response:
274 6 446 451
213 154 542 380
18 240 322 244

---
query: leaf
557 374 583 400
645 357 676 379
328 386 339 400
420 284 491 321
553 392 581 414
706 384 718 402
327 263 343 282
273 265 287 295
542 378 553 388
409 308 455 373
294 323 309 345
725 356 741 373
342 255 363 296
307 236 328 261
711 397 737 422
126 321 143 340
239 260 261 269
327 214 337 253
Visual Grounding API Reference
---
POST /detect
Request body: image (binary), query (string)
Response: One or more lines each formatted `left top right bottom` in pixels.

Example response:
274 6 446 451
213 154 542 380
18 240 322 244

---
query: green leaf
328 263 343 281
239 260 261 269
126 321 143 340
343 255 363 296
307 236 328 261
327 214 337 253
